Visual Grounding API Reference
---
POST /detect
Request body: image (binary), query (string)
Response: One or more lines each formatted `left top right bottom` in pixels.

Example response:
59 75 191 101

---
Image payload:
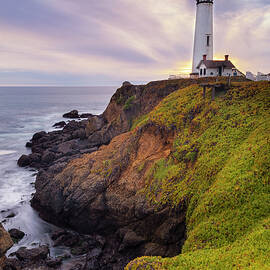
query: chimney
203 54 207 61
225 55 229 61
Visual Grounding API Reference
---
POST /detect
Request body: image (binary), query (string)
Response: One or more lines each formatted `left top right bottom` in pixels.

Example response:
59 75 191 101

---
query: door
218 67 222 76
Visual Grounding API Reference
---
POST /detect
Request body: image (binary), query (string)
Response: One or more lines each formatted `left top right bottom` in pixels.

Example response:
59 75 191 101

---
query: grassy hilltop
126 81 270 269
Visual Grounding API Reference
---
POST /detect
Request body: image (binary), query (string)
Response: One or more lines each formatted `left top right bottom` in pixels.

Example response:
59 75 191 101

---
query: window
207 36 210 47
204 68 206 75
200 69 203 75
210 72 213 76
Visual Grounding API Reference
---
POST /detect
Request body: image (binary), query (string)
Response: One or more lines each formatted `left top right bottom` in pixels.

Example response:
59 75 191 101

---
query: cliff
126 81 270 269
26 77 270 269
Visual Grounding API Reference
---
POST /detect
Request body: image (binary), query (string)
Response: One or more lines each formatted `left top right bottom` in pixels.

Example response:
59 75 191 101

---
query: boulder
25 142 32 148
122 81 132 87
32 131 47 142
14 246 49 262
29 153 41 163
46 257 62 268
8 229 25 243
80 113 93 119
53 121 66 128
17 155 30 167
119 230 145 251
63 110 80 119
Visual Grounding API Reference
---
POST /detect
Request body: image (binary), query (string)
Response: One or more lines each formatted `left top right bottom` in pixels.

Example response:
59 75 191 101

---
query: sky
0 0 269 86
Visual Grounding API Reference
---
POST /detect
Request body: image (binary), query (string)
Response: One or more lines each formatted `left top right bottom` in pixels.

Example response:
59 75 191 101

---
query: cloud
0 0 269 85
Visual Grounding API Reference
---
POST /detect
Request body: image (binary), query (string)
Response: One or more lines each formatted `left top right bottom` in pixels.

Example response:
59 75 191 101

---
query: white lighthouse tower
192 0 214 74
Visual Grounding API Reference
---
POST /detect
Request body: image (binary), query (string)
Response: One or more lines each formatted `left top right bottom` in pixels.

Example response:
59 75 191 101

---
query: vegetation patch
126 81 270 269
124 95 136 110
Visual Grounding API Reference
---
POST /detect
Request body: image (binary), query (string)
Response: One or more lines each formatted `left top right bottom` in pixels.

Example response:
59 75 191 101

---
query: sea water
0 86 114 259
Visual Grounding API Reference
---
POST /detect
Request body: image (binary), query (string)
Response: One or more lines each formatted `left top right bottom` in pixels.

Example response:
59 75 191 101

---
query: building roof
197 60 235 69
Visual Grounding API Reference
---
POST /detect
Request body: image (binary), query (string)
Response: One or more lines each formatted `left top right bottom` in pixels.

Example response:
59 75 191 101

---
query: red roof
197 60 235 69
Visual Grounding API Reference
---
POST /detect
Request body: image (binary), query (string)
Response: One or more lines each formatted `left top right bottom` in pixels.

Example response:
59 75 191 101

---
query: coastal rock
122 81 132 87
119 230 145 251
3 258 21 270
0 224 13 268
63 110 80 119
14 246 49 262
8 229 25 243
17 155 30 167
32 131 47 142
53 121 66 128
31 124 186 269
41 152 56 164
46 257 62 268
80 113 93 119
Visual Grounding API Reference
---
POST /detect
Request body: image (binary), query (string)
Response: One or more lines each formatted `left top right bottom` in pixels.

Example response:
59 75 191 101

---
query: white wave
0 150 17 156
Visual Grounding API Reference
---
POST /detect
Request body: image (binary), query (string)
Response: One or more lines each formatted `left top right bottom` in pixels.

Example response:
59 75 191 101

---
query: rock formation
17 77 250 269
0 224 13 269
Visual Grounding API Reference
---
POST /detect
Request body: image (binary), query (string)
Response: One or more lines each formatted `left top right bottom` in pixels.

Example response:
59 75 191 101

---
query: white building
196 55 243 78
192 0 214 75
246 72 270 81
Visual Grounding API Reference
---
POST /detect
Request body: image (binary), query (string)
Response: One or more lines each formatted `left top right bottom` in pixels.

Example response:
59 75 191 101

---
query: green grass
131 114 149 131
124 95 136 110
126 81 270 269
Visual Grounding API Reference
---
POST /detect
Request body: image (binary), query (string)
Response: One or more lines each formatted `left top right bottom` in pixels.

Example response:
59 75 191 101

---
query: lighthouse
192 0 214 74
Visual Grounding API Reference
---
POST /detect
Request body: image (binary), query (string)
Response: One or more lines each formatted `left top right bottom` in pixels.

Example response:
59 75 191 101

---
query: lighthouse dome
196 0 213 4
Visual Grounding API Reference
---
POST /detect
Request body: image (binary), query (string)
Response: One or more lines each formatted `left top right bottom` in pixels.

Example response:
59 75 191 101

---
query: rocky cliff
19 76 261 269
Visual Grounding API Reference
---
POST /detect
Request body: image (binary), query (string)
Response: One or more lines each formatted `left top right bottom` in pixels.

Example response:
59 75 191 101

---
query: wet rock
17 155 30 167
53 121 66 128
70 243 89 256
32 131 47 142
69 264 83 270
41 152 56 164
3 258 21 270
25 142 32 148
5 212 16 219
51 230 66 241
72 129 86 140
53 232 79 248
83 248 102 270
29 153 41 163
63 110 80 119
14 246 49 262
80 113 93 119
8 229 25 243
46 257 62 268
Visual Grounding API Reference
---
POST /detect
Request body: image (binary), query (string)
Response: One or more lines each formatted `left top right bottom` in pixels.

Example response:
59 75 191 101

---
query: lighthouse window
207 36 210 47
204 68 206 75
200 69 203 75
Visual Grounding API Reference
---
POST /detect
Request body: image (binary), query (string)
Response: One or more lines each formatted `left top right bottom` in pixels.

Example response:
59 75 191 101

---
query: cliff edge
21 77 270 269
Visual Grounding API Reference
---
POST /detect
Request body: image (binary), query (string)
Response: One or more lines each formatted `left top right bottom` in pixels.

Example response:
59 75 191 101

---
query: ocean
0 86 115 260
